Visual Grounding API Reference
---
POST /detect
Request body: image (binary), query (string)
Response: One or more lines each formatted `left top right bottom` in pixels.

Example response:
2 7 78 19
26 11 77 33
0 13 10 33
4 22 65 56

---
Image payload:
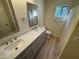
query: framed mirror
0 0 19 38
27 2 38 27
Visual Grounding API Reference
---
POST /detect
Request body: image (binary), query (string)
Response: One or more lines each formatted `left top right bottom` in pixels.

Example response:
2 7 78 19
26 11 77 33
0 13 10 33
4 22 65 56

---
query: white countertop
0 27 46 59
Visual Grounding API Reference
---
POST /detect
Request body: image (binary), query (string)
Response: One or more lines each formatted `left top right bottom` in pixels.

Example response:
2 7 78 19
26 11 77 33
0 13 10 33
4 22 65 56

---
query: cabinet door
15 45 33 59
37 32 46 49
31 32 46 58
21 53 28 59
31 39 39 57
25 46 33 59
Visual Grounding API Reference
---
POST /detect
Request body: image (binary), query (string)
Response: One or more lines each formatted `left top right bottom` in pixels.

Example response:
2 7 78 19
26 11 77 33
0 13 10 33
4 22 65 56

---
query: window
55 6 69 17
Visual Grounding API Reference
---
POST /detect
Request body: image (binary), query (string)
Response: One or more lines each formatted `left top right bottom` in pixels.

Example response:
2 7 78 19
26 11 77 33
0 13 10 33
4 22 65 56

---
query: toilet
46 30 52 40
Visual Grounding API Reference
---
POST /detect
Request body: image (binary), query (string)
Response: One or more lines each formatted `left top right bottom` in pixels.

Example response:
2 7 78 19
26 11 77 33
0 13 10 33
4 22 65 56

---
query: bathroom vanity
0 27 46 59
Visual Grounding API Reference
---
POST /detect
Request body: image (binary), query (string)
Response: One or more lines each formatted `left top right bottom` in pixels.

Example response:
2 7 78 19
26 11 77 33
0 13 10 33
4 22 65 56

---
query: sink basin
0 39 25 56
5 39 24 50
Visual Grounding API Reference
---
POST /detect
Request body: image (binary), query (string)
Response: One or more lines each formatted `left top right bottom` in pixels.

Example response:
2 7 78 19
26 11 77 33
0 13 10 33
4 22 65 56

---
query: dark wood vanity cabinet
31 32 46 57
15 32 46 59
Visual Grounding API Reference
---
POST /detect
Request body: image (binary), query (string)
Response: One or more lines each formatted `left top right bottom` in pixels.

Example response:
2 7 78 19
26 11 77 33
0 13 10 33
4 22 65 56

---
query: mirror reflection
0 0 19 38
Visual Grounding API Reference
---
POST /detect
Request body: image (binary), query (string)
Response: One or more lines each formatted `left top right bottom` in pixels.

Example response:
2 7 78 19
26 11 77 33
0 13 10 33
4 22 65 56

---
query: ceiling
56 0 79 8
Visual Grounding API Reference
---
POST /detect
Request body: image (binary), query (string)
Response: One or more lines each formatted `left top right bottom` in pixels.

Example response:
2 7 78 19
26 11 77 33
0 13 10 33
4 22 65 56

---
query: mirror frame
27 2 38 27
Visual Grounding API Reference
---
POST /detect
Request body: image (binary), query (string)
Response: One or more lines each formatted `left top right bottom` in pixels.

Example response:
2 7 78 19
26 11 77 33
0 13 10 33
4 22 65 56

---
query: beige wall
0 0 45 46
11 0 45 31
60 17 79 59
44 0 66 37
59 6 79 59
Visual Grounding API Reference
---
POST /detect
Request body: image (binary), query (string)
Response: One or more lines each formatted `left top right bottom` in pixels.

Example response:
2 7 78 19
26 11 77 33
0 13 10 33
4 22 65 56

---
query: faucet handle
10 40 13 43
2 42 8 45
15 37 18 40
10 38 14 43
5 42 8 45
